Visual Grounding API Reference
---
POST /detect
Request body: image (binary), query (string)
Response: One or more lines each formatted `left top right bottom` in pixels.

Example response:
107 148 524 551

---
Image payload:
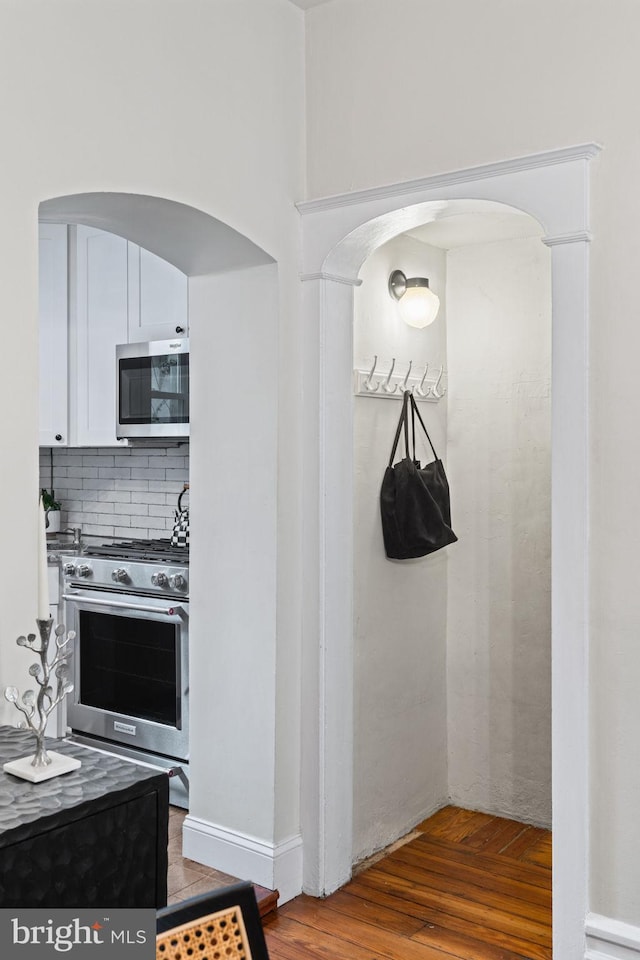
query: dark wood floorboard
264 805 552 960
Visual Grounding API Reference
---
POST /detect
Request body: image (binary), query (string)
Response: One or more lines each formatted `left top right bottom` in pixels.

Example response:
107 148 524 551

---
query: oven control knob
76 564 92 578
169 574 186 590
62 562 76 577
111 568 130 584
151 572 168 587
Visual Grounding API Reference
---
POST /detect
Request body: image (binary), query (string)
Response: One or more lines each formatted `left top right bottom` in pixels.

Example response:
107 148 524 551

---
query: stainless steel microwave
116 339 189 441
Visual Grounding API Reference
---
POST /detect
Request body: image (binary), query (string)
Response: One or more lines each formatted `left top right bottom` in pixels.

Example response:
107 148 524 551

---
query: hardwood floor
263 805 552 960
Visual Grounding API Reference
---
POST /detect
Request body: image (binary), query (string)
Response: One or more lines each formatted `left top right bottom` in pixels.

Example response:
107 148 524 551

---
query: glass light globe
398 283 440 329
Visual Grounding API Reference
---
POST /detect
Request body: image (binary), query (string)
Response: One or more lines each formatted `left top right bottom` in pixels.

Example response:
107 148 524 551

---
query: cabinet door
39 223 68 446
72 225 129 446
128 243 188 343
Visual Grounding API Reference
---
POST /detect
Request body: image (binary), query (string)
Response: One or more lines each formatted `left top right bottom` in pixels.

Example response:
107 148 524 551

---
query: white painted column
299 271 359 896
546 234 590 960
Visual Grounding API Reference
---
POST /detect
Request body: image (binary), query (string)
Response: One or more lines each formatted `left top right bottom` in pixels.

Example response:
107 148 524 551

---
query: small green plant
41 488 61 511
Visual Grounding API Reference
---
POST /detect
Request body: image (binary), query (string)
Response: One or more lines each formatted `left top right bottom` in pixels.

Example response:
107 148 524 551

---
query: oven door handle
62 593 188 618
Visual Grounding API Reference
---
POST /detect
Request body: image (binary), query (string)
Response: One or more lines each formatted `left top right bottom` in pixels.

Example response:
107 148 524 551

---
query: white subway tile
152 481 186 493
134 493 167 505
149 504 173 517
120 503 149 516
68 467 98 479
165 469 189 482
100 513 131 526
150 456 186 469
99 467 132 480
146 516 171 530
97 490 131 503
48 446 188 538
82 524 117 537
51 477 79 490
85 500 114 513
116 479 149 492
131 468 165 481
115 526 148 539
82 479 116 491
84 456 115 467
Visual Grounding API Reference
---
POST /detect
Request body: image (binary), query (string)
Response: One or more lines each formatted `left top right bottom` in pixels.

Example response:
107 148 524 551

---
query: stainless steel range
62 539 189 807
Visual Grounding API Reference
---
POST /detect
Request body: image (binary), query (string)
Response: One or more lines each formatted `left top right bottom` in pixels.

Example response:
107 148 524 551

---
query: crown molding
297 143 602 215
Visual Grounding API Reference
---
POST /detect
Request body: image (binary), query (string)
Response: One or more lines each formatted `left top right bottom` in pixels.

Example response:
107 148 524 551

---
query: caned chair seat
156 881 270 960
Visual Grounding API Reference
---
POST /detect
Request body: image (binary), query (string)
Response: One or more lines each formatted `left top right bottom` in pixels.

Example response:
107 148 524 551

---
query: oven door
63 588 189 762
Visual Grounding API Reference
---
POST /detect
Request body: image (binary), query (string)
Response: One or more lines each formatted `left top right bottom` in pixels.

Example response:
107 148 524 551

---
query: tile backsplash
39 446 189 540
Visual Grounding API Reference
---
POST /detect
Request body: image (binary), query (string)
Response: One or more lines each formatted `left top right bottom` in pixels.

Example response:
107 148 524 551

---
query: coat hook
363 355 380 392
414 362 430 398
381 357 398 393
400 360 413 393
431 365 446 399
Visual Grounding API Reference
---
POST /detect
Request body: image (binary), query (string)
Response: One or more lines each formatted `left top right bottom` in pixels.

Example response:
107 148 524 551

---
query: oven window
79 611 179 726
119 352 189 425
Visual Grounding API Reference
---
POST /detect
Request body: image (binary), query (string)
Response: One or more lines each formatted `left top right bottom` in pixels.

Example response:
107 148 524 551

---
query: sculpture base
3 751 81 782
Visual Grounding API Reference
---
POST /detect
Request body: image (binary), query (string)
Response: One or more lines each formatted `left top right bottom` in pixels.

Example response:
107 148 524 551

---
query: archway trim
298 144 600 960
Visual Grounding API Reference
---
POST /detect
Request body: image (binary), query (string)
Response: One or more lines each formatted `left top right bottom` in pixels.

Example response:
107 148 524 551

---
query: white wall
352 230 552 862
189 264 279 841
352 234 448 861
446 236 552 826
305 0 640 923
0 0 304 887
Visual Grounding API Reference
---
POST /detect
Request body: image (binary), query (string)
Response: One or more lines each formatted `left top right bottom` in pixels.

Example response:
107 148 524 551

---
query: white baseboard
182 815 303 905
586 913 640 959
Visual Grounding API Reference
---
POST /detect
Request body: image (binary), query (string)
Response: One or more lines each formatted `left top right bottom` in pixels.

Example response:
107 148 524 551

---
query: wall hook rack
354 358 447 402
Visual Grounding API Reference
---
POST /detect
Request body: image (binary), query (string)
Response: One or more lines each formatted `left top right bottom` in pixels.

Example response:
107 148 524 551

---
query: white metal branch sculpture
4 619 75 768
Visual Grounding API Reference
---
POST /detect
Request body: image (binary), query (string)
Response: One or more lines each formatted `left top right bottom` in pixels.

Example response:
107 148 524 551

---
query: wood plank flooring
264 805 552 960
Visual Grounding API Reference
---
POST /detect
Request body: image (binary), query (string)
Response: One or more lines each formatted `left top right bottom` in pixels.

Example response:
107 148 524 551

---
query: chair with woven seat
156 881 270 960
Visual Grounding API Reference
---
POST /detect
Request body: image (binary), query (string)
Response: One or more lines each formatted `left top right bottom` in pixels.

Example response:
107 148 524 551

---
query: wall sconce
388 270 440 329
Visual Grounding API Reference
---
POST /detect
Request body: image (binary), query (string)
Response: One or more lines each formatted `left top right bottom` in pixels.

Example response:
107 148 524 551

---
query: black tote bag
380 390 457 559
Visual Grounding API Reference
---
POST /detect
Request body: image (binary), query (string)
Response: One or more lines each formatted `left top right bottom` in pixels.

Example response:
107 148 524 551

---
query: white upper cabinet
72 225 130 446
39 223 69 446
127 244 188 343
39 223 189 448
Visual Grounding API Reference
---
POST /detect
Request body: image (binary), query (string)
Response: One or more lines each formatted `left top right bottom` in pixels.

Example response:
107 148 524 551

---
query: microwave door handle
62 593 187 618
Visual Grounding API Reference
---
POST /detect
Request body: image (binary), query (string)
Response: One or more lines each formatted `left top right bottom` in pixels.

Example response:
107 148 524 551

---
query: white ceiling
288 0 333 9
406 204 544 250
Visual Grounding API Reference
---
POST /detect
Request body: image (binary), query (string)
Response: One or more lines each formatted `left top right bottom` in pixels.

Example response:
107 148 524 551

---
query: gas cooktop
84 538 189 564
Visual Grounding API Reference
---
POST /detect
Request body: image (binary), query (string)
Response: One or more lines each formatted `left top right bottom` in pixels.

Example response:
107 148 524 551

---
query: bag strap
388 390 411 466
409 391 439 460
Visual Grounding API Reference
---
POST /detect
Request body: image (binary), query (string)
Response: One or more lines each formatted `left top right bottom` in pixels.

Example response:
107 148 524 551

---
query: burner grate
85 539 189 563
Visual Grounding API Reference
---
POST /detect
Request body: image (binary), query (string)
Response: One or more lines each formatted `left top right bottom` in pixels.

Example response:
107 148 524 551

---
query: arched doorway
298 144 599 957
37 192 297 896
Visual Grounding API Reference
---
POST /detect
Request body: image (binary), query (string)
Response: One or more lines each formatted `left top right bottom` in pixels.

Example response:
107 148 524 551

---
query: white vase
46 510 61 535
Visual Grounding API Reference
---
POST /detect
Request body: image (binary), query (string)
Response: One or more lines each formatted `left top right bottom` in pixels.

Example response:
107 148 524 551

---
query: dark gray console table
0 727 168 908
